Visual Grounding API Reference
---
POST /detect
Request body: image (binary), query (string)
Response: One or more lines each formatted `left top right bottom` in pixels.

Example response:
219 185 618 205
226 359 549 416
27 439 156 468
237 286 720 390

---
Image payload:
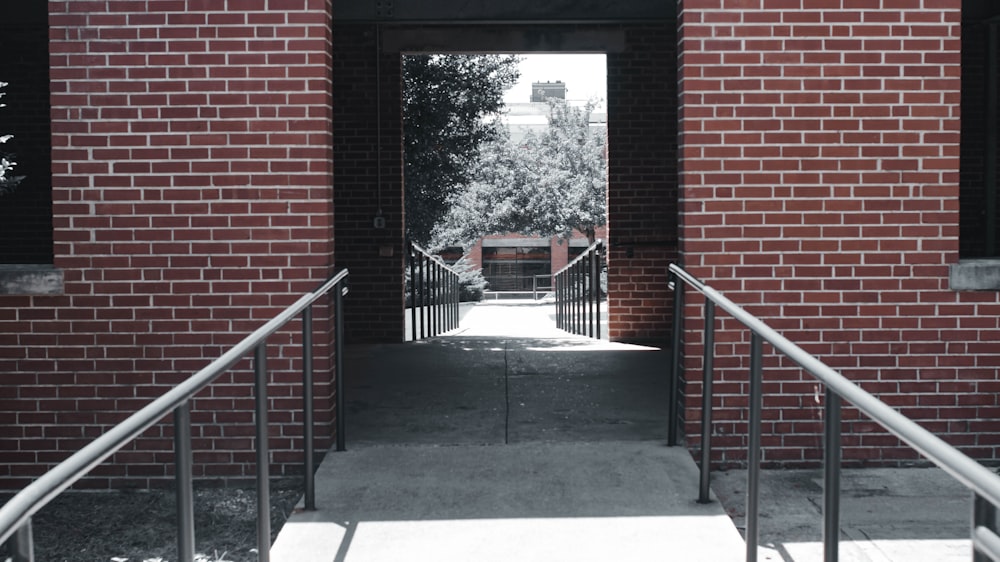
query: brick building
0 1 997 486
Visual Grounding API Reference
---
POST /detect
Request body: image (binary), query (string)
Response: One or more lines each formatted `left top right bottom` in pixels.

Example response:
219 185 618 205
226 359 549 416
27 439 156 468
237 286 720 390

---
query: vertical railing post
174 402 195 562
452 272 459 331
409 243 417 341
335 281 346 452
422 255 429 338
301 305 316 510
595 244 604 339
698 299 715 504
428 259 435 337
823 388 842 562
416 254 424 340
574 261 582 335
587 250 599 338
667 271 684 446
974 494 997 562
555 274 562 329
10 520 33 562
570 263 576 334
253 343 272 562
746 333 763 562
435 261 442 335
567 264 574 333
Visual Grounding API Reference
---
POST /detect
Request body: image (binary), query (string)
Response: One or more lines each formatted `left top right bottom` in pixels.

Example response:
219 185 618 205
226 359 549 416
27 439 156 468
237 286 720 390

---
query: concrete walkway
272 301 975 561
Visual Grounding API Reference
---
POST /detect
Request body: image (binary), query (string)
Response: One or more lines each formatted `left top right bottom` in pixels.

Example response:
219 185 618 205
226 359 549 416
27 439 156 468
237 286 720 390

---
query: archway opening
401 53 609 338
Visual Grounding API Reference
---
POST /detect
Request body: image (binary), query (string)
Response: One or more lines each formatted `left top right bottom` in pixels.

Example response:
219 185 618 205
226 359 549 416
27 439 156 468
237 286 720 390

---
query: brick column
678 1 1000 467
0 0 336 487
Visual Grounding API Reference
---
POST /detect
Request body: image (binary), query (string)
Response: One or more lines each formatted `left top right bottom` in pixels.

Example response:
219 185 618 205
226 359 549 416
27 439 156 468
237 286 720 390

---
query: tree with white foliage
430 98 607 249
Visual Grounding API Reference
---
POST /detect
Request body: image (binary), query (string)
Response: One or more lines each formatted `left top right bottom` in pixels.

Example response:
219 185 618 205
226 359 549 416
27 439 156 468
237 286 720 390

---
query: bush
453 254 488 302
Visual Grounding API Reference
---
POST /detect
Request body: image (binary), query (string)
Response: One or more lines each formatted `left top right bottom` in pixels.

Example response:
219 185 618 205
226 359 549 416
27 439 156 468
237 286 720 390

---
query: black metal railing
554 240 604 339
532 274 552 300
666 263 1000 562
408 241 460 341
0 269 350 562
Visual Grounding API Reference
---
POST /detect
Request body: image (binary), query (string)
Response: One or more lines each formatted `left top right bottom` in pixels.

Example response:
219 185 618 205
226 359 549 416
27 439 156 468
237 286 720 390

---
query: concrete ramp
271 441 746 562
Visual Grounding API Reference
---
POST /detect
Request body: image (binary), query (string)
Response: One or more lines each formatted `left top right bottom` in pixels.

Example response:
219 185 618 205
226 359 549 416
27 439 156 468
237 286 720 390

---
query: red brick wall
0 0 337 487
678 0 1000 467
606 23 680 343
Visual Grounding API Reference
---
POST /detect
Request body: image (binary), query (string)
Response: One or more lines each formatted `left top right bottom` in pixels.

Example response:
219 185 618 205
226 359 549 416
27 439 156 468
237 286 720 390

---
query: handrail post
174 402 195 562
10 520 33 562
434 260 444 336
698 299 715 504
595 242 604 339
409 243 416 341
429 259 435 337
667 271 684 446
587 252 597 338
823 388 842 562
417 256 425 340
974 494 997 561
579 257 584 335
253 343 272 562
335 281 346 452
301 305 316 510
422 255 429 338
555 274 562 329
746 333 763 562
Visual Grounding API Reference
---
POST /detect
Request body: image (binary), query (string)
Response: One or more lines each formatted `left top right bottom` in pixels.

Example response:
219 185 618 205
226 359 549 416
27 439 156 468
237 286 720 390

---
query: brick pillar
0 0 336 487
677 1 1000 467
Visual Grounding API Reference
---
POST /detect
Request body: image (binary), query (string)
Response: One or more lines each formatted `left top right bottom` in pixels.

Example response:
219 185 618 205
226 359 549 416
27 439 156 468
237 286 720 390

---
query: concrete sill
949 259 1000 291
0 265 64 295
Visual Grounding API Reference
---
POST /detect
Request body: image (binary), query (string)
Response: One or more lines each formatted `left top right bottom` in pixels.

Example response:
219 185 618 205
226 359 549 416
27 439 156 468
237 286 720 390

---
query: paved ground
714 467 970 561
273 300 976 561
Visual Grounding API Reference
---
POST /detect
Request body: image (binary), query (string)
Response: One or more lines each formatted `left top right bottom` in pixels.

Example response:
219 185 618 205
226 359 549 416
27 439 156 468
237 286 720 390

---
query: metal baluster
336 282 346 452
10 520 33 562
823 388 841 561
595 243 604 339
302 305 316 510
973 494 997 562
746 333 763 562
409 243 417 341
698 299 715 504
174 402 195 562
254 343 271 562
588 252 596 338
667 272 684 446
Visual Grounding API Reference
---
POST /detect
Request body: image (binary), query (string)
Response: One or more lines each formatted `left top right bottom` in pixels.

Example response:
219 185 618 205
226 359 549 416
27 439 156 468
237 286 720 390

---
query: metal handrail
667 263 1000 561
554 240 604 338
0 268 350 562
408 241 460 341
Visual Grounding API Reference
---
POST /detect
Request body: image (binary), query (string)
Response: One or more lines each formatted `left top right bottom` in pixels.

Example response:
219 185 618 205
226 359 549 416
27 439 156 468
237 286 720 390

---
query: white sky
503 54 607 109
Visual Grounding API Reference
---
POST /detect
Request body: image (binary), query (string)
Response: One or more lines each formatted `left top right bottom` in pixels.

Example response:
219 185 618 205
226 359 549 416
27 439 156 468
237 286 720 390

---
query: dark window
0 3 52 264
483 246 550 291
960 1 1000 258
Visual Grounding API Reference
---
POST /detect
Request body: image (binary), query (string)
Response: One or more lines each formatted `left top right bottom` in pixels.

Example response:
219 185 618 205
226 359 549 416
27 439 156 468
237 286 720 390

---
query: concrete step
271 441 746 562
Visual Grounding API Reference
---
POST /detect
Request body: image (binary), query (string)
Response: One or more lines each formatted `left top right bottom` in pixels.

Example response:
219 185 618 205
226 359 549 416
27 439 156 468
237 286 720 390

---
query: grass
1 483 302 562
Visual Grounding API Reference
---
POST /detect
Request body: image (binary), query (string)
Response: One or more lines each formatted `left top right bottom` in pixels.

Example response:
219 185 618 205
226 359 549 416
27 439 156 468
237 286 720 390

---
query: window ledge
949 260 1000 291
0 265 64 296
